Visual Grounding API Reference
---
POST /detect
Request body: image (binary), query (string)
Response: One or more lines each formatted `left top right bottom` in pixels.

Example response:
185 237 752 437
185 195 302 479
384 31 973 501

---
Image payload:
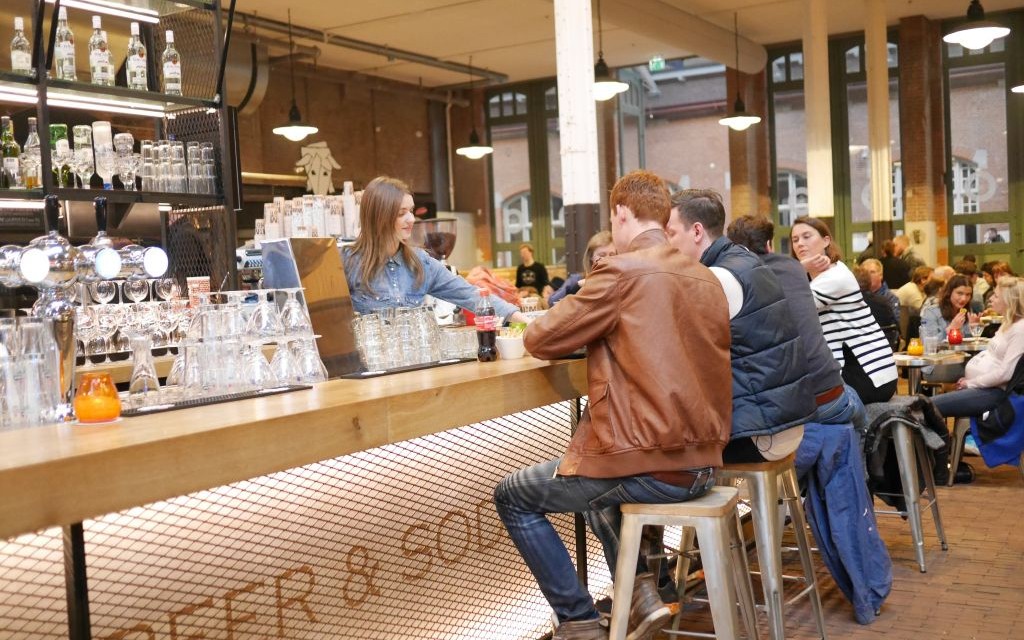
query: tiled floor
660 461 1024 640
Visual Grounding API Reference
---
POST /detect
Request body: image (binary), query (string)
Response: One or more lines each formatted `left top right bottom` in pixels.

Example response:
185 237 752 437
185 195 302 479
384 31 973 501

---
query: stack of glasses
139 139 216 194
150 289 326 409
0 317 64 429
351 306 444 372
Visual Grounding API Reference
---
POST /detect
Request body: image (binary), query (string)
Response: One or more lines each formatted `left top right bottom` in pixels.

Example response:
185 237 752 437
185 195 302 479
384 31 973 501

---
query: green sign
648 55 665 72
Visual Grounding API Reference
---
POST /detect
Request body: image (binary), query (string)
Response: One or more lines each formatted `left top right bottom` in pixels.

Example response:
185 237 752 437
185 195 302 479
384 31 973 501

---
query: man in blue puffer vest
667 189 816 461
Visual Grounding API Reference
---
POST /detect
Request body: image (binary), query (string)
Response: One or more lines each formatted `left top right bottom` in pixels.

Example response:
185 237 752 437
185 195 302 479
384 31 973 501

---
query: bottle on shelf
54 7 77 81
162 30 182 95
88 16 112 86
474 288 498 362
126 22 148 91
1 116 23 190
10 16 32 76
91 121 115 190
49 124 73 188
21 117 41 189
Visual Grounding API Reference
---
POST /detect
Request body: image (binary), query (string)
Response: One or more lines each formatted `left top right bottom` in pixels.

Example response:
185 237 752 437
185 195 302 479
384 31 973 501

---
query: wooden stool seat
620 488 737 518
716 453 796 474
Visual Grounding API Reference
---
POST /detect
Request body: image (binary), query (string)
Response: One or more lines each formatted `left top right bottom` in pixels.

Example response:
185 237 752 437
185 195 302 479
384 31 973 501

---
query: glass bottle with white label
161 30 181 95
126 22 148 91
1 116 23 190
10 17 31 76
21 117 41 190
54 7 76 81
88 16 112 86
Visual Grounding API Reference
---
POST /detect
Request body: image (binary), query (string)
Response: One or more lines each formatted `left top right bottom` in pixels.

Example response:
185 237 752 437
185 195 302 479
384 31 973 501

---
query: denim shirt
341 246 519 319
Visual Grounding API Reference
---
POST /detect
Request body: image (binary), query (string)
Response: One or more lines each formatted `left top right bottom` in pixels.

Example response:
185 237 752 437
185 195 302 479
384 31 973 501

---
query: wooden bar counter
0 357 587 541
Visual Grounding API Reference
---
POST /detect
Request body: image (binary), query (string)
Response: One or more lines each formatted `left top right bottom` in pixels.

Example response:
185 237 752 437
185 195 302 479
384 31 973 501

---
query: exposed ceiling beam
601 0 767 73
235 11 508 85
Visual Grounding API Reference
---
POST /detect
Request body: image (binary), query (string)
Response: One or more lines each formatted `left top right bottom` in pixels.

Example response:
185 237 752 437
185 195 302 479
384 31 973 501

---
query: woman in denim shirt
341 176 524 322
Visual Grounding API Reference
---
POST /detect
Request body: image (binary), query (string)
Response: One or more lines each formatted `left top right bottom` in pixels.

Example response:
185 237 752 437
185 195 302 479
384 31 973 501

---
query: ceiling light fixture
943 1 1010 51
455 57 493 160
719 13 762 132
593 0 628 101
1013 83 1024 94
272 9 318 143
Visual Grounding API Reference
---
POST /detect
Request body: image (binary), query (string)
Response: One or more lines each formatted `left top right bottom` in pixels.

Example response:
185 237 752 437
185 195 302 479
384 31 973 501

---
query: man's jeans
493 458 714 623
815 384 868 434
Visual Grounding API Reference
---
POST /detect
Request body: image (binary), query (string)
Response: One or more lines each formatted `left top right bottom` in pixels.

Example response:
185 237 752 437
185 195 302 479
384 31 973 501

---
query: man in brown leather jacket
494 170 732 640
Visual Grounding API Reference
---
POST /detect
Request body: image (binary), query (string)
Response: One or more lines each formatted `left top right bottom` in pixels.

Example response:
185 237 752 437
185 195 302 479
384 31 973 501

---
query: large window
767 38 903 258
486 82 564 267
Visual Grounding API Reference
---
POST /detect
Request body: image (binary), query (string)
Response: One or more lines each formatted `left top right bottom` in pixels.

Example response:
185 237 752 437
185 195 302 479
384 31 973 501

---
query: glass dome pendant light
455 58 494 160
718 13 762 132
272 9 319 142
593 0 628 101
943 1 1010 51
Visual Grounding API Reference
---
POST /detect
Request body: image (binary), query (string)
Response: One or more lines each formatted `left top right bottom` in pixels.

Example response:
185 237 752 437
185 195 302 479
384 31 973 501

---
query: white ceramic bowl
496 335 526 359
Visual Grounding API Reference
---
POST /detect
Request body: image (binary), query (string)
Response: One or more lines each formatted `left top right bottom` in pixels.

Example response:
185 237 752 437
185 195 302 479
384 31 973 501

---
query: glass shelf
0 188 222 208
0 76 218 116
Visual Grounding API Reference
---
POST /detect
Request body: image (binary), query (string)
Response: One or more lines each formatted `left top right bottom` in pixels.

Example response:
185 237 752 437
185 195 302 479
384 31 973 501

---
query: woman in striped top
791 217 898 404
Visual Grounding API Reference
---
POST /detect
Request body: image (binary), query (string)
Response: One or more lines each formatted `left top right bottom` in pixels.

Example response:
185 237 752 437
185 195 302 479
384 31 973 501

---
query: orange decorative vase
907 338 924 356
74 372 122 423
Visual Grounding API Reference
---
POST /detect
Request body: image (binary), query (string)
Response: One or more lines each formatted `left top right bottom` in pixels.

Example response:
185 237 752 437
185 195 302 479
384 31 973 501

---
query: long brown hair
938 274 972 321
790 216 842 263
351 176 423 291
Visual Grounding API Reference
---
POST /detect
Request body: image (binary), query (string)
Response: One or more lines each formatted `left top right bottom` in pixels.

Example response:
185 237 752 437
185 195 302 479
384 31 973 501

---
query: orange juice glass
74 372 122 423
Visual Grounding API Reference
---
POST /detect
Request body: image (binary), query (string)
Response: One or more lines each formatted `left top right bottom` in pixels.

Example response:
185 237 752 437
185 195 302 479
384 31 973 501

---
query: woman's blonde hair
351 176 423 291
996 276 1024 329
583 230 613 276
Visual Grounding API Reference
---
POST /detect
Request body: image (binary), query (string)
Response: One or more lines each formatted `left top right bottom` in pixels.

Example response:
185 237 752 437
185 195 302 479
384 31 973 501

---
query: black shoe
954 462 975 485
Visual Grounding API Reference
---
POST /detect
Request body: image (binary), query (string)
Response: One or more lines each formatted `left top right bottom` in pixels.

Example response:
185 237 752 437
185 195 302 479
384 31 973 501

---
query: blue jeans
493 458 715 623
930 386 1006 418
814 384 868 434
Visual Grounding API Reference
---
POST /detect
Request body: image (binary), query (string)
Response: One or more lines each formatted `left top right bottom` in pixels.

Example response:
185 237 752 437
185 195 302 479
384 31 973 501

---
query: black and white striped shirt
810 262 898 388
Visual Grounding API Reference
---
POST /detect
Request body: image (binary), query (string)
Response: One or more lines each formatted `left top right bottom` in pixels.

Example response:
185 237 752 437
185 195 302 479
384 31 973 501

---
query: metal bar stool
947 417 971 487
609 486 758 640
873 421 948 572
718 453 827 640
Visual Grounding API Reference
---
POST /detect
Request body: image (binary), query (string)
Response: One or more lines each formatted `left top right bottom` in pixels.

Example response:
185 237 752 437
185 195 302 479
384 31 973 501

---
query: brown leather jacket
525 229 733 478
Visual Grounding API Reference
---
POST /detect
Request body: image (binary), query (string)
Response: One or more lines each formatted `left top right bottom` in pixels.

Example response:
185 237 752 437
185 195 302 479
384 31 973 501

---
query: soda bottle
474 288 498 362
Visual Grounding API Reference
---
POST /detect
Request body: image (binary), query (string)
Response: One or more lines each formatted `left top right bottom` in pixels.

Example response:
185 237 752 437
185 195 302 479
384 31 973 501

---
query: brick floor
658 461 1024 640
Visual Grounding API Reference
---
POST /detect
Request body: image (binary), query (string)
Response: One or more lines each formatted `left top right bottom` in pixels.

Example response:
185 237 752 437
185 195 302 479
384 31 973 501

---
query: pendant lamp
943 1 1010 51
593 0 628 101
273 9 319 142
455 58 494 160
719 13 761 132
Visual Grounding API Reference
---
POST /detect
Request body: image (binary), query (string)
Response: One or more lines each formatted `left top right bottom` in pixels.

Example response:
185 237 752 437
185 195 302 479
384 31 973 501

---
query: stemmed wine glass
89 280 117 305
278 288 312 336
270 340 302 385
969 317 984 340
154 277 180 301
247 289 284 338
123 278 149 304
118 152 141 191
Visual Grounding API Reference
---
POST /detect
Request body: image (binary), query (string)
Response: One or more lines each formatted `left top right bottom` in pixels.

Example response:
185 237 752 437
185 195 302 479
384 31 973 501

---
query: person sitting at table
895 266 934 345
668 191 815 464
342 176 527 323
931 277 1024 423
726 215 868 432
547 231 615 306
515 243 553 299
861 258 900 321
790 216 898 405
920 275 978 341
854 265 900 351
495 170 732 640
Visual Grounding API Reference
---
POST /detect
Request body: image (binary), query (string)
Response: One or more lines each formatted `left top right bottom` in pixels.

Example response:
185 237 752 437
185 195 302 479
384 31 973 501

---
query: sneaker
963 434 981 457
627 573 672 640
552 618 608 640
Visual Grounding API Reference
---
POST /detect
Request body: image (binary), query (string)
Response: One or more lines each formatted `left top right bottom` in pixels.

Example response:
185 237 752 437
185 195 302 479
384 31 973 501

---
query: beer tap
75 197 122 283
0 243 49 287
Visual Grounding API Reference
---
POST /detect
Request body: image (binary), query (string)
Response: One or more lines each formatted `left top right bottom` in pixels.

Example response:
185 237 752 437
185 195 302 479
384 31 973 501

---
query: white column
802 0 833 218
865 0 893 224
553 0 601 207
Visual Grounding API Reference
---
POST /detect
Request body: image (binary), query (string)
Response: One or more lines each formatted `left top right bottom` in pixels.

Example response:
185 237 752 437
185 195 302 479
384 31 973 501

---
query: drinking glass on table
968 317 984 339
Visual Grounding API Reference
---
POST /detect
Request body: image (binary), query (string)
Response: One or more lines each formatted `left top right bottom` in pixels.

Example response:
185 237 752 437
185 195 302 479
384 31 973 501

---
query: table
894 351 966 395
1 357 591 640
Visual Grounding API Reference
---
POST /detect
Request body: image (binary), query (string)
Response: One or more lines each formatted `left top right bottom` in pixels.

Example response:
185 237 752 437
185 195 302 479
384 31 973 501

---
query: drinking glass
279 288 312 336
89 280 117 304
247 289 284 338
969 320 984 339
118 152 141 191
123 278 149 303
292 338 328 383
140 140 156 190
72 125 95 189
128 336 161 409
270 340 302 385
154 278 179 301
242 342 277 390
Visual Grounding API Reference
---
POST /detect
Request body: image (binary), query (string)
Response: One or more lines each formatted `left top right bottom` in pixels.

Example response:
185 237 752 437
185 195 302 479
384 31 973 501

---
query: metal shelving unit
0 0 239 287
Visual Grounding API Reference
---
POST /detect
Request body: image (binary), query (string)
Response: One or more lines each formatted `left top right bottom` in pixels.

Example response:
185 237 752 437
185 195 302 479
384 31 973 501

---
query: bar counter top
0 357 587 540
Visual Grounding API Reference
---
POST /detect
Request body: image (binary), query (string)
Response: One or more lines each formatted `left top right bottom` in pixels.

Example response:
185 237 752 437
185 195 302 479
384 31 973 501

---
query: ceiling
234 0 1024 87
